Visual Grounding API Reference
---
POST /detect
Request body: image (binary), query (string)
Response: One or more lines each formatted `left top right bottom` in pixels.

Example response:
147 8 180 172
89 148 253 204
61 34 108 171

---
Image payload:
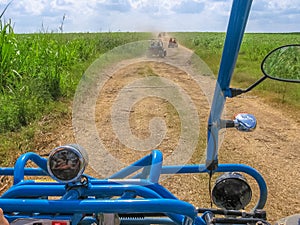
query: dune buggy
147 39 167 58
168 38 178 48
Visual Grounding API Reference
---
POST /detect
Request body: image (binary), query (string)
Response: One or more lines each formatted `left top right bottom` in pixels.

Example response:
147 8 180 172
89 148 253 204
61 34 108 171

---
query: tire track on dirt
73 40 216 177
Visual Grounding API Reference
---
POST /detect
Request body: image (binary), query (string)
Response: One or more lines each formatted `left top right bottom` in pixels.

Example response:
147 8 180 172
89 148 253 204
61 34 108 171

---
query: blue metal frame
0 1 268 225
206 0 253 170
0 149 267 224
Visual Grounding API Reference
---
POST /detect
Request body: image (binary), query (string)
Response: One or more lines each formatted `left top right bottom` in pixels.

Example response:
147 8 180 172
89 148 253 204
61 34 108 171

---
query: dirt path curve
33 38 300 223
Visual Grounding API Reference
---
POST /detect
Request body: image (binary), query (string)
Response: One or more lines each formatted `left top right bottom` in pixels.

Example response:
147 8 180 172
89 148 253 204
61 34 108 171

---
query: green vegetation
173 32 300 105
1 13 299 165
0 24 151 133
0 13 151 163
262 45 300 80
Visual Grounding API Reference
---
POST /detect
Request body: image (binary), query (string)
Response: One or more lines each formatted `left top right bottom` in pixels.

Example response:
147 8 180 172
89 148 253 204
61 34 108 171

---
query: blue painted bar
2 183 165 199
0 168 47 176
148 150 163 183
0 199 197 224
206 0 253 170
13 152 48 184
1 183 65 198
109 150 163 180
108 154 151 179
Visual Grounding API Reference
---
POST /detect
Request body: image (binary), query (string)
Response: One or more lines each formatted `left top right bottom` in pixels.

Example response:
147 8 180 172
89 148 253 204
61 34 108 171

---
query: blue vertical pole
206 0 253 170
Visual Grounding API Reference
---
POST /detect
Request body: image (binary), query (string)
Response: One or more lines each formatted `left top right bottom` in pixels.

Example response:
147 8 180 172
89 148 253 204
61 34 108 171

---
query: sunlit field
1 15 299 163
174 32 300 105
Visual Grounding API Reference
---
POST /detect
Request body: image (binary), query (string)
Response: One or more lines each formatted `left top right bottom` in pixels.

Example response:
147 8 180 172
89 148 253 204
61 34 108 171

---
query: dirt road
15 39 300 223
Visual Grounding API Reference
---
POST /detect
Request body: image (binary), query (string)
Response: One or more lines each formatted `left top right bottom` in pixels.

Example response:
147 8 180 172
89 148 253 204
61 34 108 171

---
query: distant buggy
168 38 178 48
147 39 167 58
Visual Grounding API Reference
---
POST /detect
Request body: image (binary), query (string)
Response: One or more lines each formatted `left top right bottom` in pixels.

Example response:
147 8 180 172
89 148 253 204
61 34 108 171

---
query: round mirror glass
261 44 300 83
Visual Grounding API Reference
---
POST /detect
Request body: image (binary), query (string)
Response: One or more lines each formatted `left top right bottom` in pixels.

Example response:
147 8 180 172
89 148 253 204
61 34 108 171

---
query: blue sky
1 0 300 33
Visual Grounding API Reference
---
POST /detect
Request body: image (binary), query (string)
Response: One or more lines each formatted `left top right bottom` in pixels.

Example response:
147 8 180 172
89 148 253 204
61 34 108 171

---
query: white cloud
248 0 300 32
0 0 12 5
14 0 48 16
266 0 299 10
1 0 300 33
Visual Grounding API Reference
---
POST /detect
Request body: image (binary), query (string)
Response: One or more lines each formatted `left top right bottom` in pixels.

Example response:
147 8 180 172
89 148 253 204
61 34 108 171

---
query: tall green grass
0 5 152 163
0 17 151 132
173 32 300 106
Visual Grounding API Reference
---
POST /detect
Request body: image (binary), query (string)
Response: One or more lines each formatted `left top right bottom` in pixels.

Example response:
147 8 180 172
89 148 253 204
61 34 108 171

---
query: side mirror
233 113 256 132
261 44 300 83
231 44 300 97
220 113 256 132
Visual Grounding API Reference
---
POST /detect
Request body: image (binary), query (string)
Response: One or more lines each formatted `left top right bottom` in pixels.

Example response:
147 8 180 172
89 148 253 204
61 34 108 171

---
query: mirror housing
220 113 256 131
230 44 300 97
234 113 256 132
261 44 300 83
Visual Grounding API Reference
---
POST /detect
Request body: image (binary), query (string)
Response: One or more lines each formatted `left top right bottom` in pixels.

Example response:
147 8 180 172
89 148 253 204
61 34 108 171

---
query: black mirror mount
230 76 268 97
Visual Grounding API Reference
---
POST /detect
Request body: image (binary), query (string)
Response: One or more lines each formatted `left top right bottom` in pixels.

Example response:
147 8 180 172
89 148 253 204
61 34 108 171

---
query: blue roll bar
206 0 253 170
